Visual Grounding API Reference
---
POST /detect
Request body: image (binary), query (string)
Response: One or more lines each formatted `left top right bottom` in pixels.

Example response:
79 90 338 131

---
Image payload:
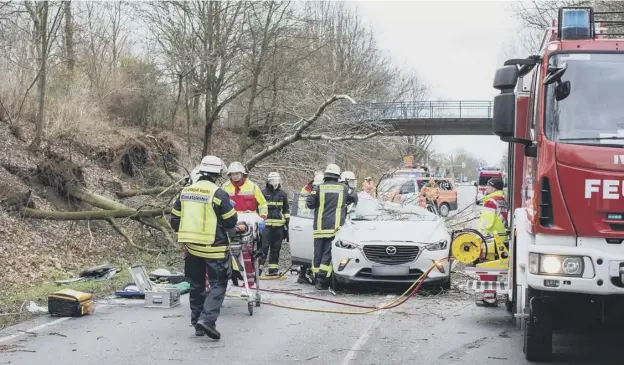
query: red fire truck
474 167 504 204
492 6 624 362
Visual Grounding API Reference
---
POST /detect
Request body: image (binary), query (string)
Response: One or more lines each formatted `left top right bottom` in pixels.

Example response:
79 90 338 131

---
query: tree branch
300 131 383 142
244 94 356 170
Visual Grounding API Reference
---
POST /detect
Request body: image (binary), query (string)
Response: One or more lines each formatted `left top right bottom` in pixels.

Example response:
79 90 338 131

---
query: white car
289 193 451 288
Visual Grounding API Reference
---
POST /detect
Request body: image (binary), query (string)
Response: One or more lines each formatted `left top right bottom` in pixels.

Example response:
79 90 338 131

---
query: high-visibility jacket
420 183 440 201
477 190 509 237
170 179 238 259
262 185 290 227
306 180 358 238
222 179 268 217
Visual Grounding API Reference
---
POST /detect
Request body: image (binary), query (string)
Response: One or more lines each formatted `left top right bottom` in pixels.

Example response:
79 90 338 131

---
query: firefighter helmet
324 163 341 179
227 161 246 175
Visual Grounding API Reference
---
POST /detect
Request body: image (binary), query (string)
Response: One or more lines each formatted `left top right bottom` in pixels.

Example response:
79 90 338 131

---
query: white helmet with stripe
191 155 227 182
227 161 246 175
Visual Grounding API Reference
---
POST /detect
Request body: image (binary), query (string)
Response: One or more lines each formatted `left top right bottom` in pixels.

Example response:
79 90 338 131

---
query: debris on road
47 289 94 317
54 264 120 285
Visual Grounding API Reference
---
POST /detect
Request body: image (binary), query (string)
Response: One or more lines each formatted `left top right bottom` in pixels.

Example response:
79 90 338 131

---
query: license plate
371 265 409 276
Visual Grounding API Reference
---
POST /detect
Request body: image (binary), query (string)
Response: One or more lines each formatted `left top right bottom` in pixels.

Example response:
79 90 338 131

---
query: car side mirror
473 182 477 187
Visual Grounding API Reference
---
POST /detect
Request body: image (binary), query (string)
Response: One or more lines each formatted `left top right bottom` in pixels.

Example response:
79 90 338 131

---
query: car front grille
362 245 420 265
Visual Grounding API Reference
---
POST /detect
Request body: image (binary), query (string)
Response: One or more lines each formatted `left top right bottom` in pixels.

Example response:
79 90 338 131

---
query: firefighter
170 155 237 340
261 172 290 276
477 177 509 237
222 161 268 288
296 172 324 285
306 164 358 290
340 171 358 193
419 178 440 213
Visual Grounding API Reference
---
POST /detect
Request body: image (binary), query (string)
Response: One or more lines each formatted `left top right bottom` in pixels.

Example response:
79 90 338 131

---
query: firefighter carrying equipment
222 177 267 288
477 190 508 237
171 179 238 259
261 179 290 274
48 289 94 317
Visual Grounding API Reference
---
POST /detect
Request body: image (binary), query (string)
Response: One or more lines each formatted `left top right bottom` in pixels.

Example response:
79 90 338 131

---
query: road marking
0 317 71 344
340 310 385 365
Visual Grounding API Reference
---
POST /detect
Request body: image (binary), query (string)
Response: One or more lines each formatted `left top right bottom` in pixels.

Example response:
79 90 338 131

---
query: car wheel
438 203 450 217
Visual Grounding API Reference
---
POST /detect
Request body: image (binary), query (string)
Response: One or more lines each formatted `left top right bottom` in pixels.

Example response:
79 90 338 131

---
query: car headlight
425 240 448 251
528 253 584 277
334 240 359 250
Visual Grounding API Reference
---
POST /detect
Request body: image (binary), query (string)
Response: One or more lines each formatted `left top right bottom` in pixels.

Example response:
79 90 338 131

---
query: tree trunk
22 207 171 220
184 79 192 157
63 0 75 76
171 74 183 130
29 1 49 151
116 187 175 198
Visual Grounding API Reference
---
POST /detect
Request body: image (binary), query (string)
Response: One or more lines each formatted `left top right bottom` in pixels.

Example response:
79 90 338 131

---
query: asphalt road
0 186 620 365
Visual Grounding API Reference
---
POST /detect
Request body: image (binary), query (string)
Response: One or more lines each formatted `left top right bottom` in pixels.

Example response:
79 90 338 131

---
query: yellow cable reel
451 232 485 264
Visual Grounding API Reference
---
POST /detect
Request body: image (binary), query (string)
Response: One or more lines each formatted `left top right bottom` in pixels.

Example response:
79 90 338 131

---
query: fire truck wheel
523 299 553 362
438 203 450 217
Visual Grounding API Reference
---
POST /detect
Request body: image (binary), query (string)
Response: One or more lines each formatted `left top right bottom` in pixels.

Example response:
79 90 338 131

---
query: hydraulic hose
259 264 293 280
228 257 450 315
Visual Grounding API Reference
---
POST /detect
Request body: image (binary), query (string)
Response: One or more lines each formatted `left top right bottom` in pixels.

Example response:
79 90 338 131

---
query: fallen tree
22 207 171 220
244 95 385 171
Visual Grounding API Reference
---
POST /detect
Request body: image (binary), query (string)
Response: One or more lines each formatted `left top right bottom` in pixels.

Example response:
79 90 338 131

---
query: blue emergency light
558 7 594 40
607 213 623 220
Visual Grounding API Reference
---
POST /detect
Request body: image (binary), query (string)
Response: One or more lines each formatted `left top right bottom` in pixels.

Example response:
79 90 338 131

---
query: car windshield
377 177 408 193
350 197 438 222
545 53 624 146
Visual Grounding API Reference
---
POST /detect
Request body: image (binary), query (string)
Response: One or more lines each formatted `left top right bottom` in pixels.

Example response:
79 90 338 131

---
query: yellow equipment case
48 289 94 317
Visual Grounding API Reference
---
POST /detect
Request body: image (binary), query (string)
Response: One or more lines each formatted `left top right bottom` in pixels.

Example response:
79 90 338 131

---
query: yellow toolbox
48 289 95 317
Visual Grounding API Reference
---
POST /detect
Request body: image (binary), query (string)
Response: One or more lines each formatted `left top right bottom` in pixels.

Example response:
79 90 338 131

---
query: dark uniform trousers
185 251 231 326
262 226 284 270
313 237 333 283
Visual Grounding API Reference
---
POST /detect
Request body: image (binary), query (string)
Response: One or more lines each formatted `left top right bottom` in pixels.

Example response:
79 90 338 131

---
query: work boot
195 326 205 336
297 275 310 285
196 320 221 340
268 268 278 276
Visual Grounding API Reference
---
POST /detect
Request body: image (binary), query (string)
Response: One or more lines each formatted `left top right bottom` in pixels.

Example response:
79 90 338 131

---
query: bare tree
23 1 66 150
63 0 75 77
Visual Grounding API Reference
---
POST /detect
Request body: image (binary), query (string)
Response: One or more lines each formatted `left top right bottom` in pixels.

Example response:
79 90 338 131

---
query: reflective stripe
319 264 332 277
334 190 343 232
171 208 181 217
178 180 223 258
221 208 236 219
266 219 285 227
283 213 290 219
268 264 279 269
268 201 283 206
311 266 319 274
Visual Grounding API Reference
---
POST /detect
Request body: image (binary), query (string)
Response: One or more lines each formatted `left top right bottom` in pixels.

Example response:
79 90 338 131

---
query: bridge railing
358 101 494 120
223 100 494 131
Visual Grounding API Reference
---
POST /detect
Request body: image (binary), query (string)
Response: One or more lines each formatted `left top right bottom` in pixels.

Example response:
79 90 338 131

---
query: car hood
337 219 448 244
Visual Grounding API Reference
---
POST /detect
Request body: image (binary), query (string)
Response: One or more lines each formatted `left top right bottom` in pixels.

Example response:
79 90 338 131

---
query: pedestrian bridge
224 100 493 136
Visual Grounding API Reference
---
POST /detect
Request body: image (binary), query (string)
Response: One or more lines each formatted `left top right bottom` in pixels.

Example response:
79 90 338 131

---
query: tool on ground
48 289 95 317
127 265 181 308
451 229 509 306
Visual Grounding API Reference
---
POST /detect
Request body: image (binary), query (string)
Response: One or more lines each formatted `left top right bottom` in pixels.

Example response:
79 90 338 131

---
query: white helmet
267 171 281 186
192 155 227 182
227 161 246 175
312 174 324 186
324 163 340 178
341 171 357 189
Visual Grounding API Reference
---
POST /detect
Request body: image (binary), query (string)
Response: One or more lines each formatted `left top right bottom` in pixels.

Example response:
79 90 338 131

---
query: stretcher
229 212 262 316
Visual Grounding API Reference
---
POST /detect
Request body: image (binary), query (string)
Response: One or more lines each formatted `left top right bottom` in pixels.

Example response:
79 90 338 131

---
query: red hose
258 265 437 309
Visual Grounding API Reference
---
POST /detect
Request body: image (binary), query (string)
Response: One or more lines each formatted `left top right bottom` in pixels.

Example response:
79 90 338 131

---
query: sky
351 0 523 165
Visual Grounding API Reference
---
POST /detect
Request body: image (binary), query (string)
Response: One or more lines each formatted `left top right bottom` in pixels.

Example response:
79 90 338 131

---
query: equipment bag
48 289 94 317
